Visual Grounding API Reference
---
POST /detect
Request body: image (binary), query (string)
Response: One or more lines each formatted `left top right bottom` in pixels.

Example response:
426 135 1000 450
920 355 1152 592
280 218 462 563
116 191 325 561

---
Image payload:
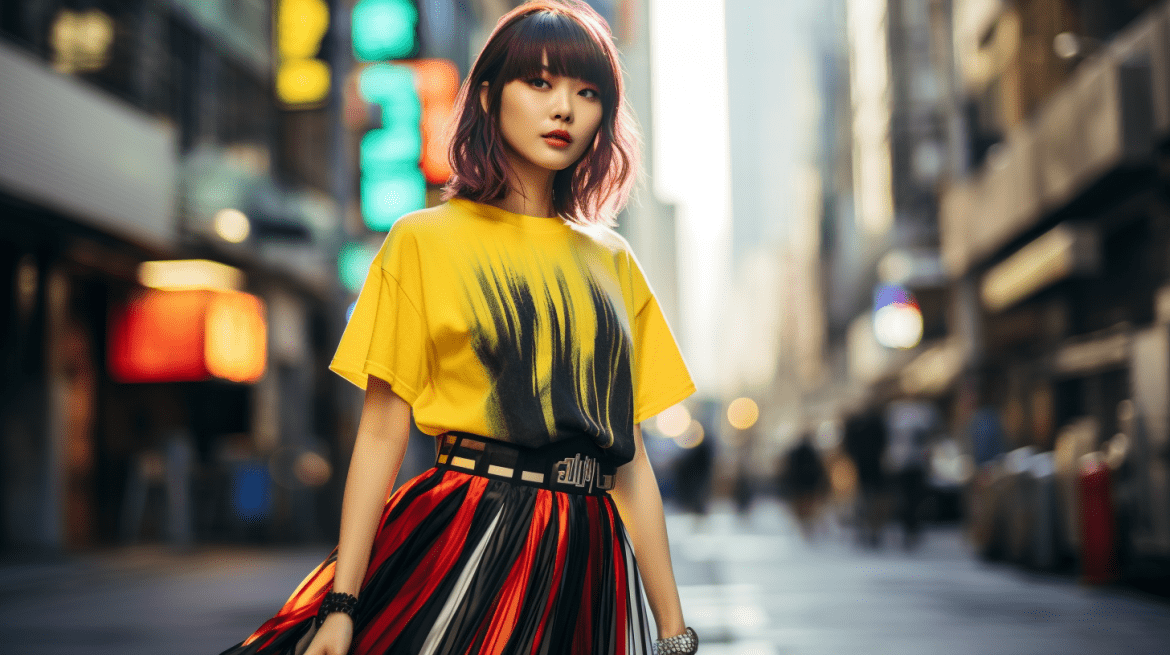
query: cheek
583 106 604 137
499 93 540 143
579 110 604 151
497 102 526 146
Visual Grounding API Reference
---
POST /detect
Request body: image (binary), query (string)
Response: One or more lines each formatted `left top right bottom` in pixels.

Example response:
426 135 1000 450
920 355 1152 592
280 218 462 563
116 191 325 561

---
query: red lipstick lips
542 129 572 147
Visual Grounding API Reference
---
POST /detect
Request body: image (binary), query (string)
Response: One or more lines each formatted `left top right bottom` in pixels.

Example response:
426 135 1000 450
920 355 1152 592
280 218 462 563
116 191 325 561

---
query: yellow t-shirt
329 198 695 464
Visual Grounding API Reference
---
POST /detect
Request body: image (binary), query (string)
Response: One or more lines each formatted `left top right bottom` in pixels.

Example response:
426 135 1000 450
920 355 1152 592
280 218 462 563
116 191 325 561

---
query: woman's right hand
304 613 353 655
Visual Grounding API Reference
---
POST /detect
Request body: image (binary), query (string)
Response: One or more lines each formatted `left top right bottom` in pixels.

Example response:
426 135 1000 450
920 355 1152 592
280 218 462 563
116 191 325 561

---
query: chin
535 156 575 172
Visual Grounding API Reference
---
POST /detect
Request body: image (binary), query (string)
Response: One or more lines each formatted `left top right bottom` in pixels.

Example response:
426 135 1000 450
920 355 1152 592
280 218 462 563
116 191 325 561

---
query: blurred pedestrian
779 435 828 539
843 409 888 547
732 455 753 518
969 406 1006 467
674 428 715 516
217 4 699 654
886 401 936 550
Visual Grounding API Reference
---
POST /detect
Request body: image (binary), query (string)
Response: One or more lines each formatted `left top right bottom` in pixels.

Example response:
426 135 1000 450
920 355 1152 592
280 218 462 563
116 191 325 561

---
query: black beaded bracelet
654 626 698 655
316 591 358 627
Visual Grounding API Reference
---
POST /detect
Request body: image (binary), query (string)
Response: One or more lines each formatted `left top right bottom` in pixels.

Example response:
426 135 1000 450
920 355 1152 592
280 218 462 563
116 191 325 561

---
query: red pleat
477 488 554 653
362 470 474 587
242 553 329 647
242 471 456 650
354 473 489 654
605 501 630 654
528 491 571 655
241 566 330 650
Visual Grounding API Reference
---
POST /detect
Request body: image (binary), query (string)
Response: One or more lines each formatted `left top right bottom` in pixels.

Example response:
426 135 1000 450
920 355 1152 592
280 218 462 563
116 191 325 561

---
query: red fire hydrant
1078 454 1116 585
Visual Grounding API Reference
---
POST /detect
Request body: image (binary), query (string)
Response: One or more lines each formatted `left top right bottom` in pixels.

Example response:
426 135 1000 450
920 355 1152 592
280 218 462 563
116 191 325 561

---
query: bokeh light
295 451 332 487
872 283 923 349
276 0 331 106
727 397 759 430
352 0 418 62
138 259 244 291
655 404 692 438
338 241 381 293
109 290 215 383
277 58 331 106
50 9 114 74
204 291 268 383
873 303 923 349
214 208 251 243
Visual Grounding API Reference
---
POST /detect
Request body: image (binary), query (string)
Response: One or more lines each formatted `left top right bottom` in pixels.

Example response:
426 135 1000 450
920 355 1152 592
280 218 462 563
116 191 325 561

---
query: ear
479 81 489 113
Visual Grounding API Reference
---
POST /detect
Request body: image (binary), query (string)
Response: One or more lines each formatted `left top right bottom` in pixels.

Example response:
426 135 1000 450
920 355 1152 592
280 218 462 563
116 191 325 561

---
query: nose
551 86 573 123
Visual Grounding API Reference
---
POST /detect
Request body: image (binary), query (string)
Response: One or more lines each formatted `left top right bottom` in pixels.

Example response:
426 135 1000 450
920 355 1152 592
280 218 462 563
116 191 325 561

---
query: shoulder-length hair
441 0 640 226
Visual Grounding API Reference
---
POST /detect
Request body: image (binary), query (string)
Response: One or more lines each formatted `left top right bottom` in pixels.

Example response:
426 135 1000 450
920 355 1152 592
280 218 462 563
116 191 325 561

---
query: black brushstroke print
468 263 635 464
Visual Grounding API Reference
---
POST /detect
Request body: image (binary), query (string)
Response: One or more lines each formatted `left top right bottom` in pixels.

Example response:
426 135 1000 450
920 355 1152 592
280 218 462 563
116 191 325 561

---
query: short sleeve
628 252 696 424
328 224 430 404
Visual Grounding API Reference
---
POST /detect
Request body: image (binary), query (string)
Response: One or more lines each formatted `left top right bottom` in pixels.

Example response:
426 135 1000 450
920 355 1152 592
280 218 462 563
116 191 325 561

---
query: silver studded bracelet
653 626 698 655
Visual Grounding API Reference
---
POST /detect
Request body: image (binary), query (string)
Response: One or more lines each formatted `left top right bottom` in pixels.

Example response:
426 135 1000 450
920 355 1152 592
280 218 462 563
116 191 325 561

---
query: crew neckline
450 198 573 233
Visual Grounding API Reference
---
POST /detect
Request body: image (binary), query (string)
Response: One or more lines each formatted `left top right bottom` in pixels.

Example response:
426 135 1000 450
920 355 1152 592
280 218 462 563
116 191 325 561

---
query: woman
218 2 697 653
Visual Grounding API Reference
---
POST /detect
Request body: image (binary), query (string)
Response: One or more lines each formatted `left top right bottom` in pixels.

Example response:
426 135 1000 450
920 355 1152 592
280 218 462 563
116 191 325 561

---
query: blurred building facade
805 0 1170 567
820 0 954 408
0 0 359 551
942 0 1170 564
0 0 448 552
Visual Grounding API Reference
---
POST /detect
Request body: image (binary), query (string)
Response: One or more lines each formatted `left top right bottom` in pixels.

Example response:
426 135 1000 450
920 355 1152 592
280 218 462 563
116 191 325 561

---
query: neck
487 148 557 217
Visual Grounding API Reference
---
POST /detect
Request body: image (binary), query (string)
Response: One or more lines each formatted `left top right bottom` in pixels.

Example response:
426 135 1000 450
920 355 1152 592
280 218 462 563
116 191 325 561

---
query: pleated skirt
218 465 655 655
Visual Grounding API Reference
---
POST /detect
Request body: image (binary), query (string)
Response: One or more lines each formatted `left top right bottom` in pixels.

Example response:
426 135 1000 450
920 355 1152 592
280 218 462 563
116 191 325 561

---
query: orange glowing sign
110 289 267 383
205 291 268 382
402 59 459 184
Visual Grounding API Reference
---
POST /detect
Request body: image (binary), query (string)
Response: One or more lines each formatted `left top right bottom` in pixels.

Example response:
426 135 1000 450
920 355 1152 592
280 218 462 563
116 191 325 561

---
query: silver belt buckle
553 453 613 493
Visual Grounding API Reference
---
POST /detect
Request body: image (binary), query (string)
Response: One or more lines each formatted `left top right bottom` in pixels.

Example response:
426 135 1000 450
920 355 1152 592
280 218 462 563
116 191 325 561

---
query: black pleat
593 502 618 654
544 493 592 653
500 492 563 655
431 480 540 655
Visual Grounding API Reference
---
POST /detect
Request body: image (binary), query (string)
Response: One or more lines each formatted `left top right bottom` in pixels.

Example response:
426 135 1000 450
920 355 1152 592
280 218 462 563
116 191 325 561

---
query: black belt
434 432 618 496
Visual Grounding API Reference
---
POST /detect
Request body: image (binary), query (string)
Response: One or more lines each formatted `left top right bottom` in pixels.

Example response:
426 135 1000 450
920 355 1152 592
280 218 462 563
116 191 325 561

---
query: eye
579 88 600 99
528 77 550 89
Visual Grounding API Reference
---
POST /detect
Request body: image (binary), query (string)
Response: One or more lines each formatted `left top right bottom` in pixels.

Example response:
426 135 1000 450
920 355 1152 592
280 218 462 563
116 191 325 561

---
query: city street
7 1 1170 653
2 499 1169 655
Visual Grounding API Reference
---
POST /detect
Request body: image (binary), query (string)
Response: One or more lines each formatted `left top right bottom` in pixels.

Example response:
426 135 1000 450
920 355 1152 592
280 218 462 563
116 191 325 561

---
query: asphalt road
1 498 1168 654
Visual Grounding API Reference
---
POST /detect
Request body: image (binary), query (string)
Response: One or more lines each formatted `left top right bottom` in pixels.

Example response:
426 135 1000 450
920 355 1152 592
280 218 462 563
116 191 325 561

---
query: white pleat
418 506 504 655
621 526 654 655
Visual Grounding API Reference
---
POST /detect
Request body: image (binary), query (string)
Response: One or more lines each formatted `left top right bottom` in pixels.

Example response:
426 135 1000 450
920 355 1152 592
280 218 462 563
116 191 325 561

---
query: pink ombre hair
441 0 640 226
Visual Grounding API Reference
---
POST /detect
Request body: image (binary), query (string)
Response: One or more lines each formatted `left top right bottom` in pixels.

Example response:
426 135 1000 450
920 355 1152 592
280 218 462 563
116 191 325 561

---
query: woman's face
489 54 604 174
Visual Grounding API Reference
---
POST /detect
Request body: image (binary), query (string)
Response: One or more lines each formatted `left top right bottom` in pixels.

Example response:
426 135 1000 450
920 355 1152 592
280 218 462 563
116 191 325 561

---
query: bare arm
306 375 412 654
610 424 687 639
332 375 413 596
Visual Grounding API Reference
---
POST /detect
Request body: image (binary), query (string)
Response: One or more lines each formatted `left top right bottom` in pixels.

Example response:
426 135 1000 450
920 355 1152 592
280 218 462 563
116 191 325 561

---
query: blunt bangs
443 1 641 226
496 11 615 105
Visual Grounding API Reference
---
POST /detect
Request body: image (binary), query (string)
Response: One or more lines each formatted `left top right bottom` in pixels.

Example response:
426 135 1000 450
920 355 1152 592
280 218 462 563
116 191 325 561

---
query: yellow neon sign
276 0 331 107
